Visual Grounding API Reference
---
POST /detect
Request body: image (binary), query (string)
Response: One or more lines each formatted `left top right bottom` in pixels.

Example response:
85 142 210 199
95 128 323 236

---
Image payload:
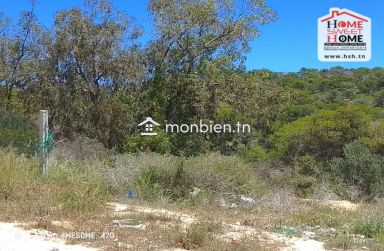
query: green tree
146 0 276 120
0 6 47 111
28 0 145 147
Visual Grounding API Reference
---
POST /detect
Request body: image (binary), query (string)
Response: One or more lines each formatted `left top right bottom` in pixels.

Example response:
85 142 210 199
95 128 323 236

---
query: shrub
134 166 166 200
292 175 317 198
184 153 267 196
56 182 108 214
330 141 384 198
133 162 193 201
271 105 371 161
293 207 355 228
294 155 321 177
361 119 384 155
238 144 268 161
0 149 57 218
124 130 172 154
0 110 32 130
0 148 110 219
0 111 38 155
51 135 110 162
102 152 178 194
169 133 209 156
110 153 266 202
0 129 38 155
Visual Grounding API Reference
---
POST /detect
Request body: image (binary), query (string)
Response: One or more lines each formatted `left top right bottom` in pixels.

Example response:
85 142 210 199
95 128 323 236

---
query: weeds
171 222 222 249
292 206 357 228
325 231 354 250
0 149 39 201
353 209 384 238
0 148 109 220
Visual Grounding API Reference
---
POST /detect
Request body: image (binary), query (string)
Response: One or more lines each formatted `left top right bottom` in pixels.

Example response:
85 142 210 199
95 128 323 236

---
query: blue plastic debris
127 189 134 198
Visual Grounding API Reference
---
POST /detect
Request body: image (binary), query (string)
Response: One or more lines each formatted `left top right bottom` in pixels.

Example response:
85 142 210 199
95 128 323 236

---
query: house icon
138 117 160 136
320 8 368 23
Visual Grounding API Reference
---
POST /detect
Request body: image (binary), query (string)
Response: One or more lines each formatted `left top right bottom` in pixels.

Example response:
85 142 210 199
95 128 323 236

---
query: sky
0 0 383 72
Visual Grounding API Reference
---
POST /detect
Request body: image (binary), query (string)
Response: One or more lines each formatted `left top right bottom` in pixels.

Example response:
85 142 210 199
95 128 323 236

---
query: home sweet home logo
318 8 371 62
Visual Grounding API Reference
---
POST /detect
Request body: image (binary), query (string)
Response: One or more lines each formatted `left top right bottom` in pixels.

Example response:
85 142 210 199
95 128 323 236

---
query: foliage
271 105 372 161
361 119 384 155
294 155 321 177
330 141 384 198
124 130 172 154
1 1 384 202
354 215 384 239
0 129 37 155
0 111 37 155
184 153 267 196
96 152 266 201
292 175 317 198
133 163 193 201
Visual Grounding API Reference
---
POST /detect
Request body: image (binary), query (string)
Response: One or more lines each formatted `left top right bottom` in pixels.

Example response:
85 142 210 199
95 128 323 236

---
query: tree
0 6 47 110
146 0 276 121
31 0 145 147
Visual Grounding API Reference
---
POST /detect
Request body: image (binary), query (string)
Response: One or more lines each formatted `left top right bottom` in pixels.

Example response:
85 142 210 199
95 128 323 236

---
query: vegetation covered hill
1 0 384 200
1 1 384 250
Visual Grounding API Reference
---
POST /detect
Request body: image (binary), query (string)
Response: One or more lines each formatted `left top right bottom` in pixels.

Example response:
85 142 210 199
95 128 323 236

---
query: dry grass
3 146 384 251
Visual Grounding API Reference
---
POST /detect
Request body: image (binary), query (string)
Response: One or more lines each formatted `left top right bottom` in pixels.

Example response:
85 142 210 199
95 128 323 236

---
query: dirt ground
0 199 344 251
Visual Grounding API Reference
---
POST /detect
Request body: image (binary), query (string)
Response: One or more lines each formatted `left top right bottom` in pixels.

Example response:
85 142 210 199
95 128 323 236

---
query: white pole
39 110 49 177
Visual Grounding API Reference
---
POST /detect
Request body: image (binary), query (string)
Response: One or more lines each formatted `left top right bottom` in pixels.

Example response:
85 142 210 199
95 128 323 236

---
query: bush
124 130 172 154
0 129 38 155
325 232 354 250
133 162 193 201
293 207 355 228
353 206 384 239
0 111 38 155
294 155 321 177
184 153 267 196
330 141 384 198
238 144 268 161
0 148 110 218
0 110 32 130
51 135 110 162
110 153 266 202
292 175 317 198
271 105 371 161
55 182 108 214
360 119 384 155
